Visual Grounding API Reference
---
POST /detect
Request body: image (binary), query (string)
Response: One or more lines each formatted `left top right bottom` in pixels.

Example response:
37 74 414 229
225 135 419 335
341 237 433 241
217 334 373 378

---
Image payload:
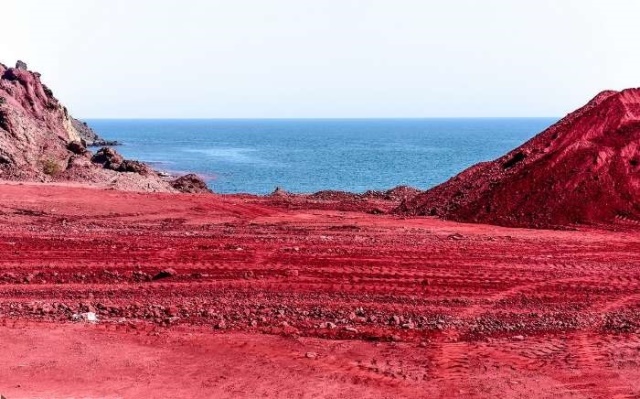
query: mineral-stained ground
0 182 639 398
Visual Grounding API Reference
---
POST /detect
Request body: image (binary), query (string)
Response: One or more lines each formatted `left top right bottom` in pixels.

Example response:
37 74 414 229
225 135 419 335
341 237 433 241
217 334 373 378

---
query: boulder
67 140 87 155
117 160 152 176
91 147 124 169
170 174 212 193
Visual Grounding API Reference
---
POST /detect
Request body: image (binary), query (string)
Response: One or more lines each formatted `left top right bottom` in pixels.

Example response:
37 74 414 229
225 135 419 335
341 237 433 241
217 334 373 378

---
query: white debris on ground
72 312 99 323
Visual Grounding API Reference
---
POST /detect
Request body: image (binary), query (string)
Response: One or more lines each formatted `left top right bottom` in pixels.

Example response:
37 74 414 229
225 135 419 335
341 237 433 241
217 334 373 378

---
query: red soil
1 182 640 398
399 89 640 228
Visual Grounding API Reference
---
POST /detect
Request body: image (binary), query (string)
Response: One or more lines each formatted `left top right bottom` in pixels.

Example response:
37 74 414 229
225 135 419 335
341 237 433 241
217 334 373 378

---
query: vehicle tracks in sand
2 184 640 397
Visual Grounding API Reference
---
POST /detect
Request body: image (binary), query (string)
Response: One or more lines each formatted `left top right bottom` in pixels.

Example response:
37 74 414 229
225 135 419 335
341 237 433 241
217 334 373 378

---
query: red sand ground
1 183 640 398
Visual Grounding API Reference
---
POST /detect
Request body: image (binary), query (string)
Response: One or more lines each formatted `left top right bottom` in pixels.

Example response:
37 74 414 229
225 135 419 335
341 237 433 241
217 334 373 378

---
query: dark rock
91 147 152 175
87 139 120 147
66 140 87 155
152 268 177 280
170 174 212 194
117 160 152 176
91 147 123 169
271 186 289 196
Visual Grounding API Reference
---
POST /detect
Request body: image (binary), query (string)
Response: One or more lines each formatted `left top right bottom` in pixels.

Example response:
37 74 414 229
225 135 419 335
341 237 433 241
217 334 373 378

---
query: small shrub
0 96 5 105
42 158 62 176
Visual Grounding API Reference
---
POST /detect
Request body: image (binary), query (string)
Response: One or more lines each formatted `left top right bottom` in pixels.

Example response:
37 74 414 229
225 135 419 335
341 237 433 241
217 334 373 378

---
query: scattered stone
152 268 177 281
132 270 151 281
512 335 525 341
72 312 98 323
305 352 317 359
320 322 337 330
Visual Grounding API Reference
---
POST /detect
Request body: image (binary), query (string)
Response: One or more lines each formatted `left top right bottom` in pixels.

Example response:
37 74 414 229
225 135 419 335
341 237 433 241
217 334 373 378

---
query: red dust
0 182 640 398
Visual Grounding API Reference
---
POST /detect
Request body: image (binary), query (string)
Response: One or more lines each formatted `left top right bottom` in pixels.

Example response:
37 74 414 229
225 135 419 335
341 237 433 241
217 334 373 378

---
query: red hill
397 89 640 228
0 61 208 192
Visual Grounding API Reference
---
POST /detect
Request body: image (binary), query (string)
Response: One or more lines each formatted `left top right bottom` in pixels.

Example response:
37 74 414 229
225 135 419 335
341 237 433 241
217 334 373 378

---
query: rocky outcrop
71 118 119 146
397 89 640 228
90 147 153 175
0 60 207 193
170 174 212 193
91 147 124 169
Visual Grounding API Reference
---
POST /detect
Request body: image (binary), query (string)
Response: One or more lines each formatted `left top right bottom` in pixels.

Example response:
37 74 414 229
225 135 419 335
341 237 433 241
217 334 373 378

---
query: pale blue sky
2 0 639 118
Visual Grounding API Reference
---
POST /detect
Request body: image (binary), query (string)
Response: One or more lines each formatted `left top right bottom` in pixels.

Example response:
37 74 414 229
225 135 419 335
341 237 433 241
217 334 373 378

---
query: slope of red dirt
1 182 640 398
398 89 640 228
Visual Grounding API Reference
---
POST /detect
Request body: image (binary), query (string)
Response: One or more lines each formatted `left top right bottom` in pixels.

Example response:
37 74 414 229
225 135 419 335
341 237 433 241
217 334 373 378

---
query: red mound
398 89 640 228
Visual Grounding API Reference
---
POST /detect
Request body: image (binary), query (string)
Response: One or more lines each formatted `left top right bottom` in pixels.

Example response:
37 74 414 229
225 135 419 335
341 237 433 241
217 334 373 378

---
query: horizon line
81 116 560 121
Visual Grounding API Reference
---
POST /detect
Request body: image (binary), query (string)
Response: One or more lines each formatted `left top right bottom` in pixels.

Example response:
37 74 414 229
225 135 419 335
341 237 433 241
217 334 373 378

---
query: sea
87 118 556 194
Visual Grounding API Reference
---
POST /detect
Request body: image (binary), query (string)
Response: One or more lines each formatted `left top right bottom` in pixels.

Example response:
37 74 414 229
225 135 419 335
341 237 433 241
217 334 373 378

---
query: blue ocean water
87 118 556 194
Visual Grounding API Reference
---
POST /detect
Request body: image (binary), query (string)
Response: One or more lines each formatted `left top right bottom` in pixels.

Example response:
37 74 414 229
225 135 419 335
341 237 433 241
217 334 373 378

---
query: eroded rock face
71 118 119 146
397 89 640 228
0 60 176 192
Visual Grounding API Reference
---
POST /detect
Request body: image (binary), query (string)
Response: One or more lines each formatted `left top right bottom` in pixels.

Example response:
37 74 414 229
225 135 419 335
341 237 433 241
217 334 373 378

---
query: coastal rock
0 60 176 192
91 147 124 169
71 117 120 146
170 174 212 193
117 160 152 176
91 147 152 176
397 89 640 228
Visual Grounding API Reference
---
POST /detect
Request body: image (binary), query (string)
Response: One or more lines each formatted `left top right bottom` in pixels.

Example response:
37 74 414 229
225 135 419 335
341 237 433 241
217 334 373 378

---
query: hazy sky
2 0 639 118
